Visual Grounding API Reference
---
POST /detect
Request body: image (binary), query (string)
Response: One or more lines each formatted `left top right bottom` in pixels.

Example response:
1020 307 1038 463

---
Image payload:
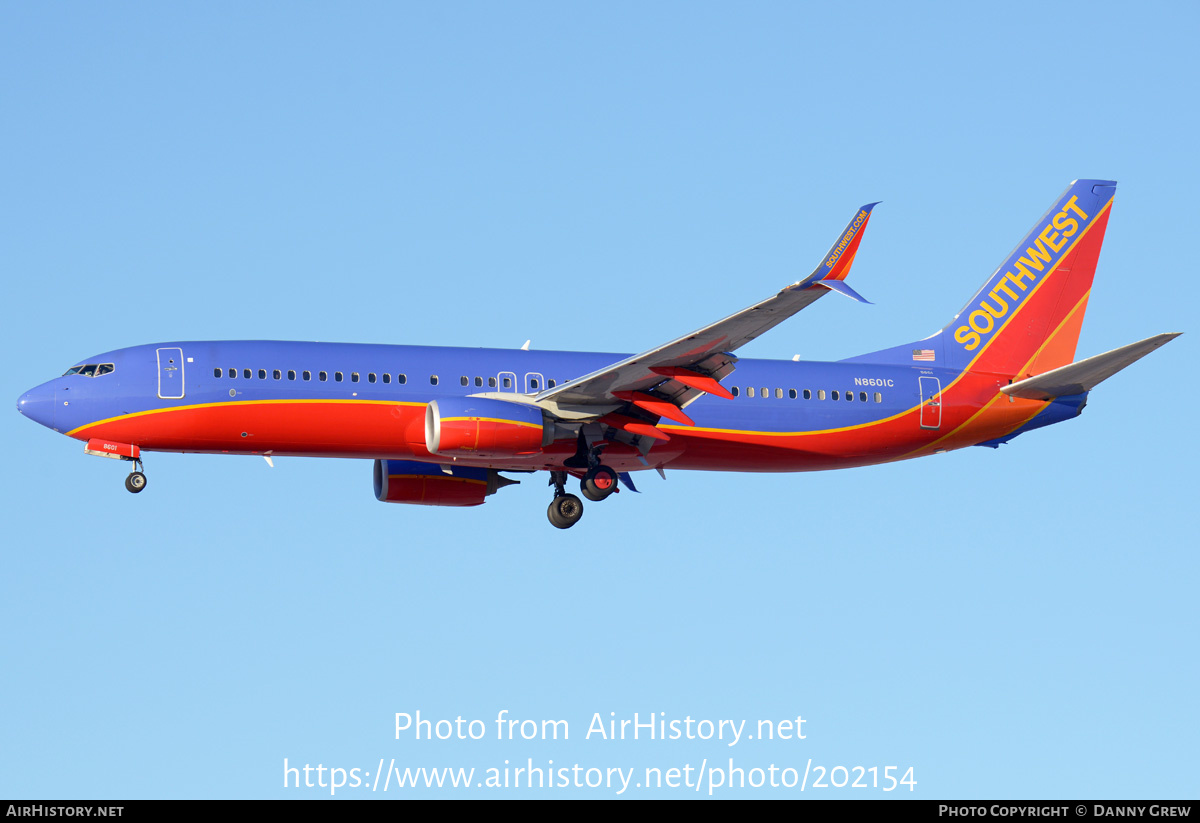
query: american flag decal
912 349 935 362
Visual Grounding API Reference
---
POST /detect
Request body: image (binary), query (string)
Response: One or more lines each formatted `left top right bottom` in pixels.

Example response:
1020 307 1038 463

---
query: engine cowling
425 397 547 458
373 459 517 507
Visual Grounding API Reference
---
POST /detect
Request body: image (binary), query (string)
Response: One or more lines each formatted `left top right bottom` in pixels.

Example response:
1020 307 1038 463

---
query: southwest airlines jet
16 180 1179 528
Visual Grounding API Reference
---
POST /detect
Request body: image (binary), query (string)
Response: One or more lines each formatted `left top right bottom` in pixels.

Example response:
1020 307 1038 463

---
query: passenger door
919 376 941 430
157 347 185 399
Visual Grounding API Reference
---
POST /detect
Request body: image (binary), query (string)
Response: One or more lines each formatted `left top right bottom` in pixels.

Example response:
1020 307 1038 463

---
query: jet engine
373 459 518 507
425 397 552 459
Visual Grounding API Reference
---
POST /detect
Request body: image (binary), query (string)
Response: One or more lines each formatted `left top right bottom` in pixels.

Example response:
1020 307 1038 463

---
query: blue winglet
815 278 872 304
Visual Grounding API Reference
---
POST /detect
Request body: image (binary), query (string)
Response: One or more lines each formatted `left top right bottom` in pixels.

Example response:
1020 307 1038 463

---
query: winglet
814 278 873 304
802 202 878 286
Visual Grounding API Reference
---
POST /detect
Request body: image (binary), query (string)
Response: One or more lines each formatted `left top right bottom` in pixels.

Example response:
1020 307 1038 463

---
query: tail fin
846 180 1116 377
942 179 1116 377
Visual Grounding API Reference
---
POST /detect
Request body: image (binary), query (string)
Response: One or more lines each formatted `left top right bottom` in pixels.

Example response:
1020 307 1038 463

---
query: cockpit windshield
62 363 115 377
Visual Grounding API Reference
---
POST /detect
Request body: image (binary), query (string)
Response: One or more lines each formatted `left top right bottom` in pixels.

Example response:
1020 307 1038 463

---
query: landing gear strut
124 459 147 494
547 470 583 529
565 432 619 505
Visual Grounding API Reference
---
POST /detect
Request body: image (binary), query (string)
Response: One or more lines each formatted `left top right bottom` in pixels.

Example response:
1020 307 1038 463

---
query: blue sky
2 2 1196 799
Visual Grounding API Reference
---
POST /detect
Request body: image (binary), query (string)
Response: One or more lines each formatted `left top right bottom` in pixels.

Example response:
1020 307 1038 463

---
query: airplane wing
536 203 878 416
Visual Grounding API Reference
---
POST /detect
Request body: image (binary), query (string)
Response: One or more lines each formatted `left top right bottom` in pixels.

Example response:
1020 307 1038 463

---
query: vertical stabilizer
845 180 1116 379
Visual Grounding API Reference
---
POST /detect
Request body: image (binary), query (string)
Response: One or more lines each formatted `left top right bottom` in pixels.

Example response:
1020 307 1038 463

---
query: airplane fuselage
19 340 1063 474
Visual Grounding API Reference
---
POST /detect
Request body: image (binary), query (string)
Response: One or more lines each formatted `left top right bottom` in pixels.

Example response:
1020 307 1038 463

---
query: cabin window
488 377 497 388
368 373 376 383
747 387 756 398
775 388 783 399
804 389 811 400
273 369 281 380
548 379 556 388
818 390 826 400
258 369 266 379
288 370 297 381
859 392 868 402
474 376 483 387
227 368 236 378
302 370 311 381
846 391 853 402
382 373 391 384
213 368 221 378
502 376 512 389
530 378 539 390
243 369 251 379
732 386 740 398
874 392 882 403
460 376 469 387
760 387 768 398
333 372 343 382
789 388 797 399
319 371 328 382
832 390 839 400
351 372 359 383
430 375 439 385
398 373 407 384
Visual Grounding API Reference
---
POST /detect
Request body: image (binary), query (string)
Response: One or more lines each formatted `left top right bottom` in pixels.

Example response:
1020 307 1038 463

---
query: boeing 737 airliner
16 180 1179 528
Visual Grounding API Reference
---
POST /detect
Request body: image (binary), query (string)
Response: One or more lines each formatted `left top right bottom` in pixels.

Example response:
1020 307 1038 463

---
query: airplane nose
17 385 56 429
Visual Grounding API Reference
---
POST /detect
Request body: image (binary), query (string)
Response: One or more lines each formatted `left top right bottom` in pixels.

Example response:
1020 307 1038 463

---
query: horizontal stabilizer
1001 333 1181 400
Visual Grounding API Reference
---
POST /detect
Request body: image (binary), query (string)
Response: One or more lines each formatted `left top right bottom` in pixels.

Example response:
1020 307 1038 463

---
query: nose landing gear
124 459 148 494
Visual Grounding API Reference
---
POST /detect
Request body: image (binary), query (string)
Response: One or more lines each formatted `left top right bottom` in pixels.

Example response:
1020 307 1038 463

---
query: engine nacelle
373 459 517 507
425 396 547 458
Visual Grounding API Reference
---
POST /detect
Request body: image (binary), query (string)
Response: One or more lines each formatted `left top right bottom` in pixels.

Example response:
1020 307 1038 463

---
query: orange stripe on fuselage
69 399 434 459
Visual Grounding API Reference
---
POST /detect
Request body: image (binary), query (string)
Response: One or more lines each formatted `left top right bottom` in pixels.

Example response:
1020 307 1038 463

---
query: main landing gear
581 464 618 502
547 471 582 529
124 459 148 494
546 464 619 529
